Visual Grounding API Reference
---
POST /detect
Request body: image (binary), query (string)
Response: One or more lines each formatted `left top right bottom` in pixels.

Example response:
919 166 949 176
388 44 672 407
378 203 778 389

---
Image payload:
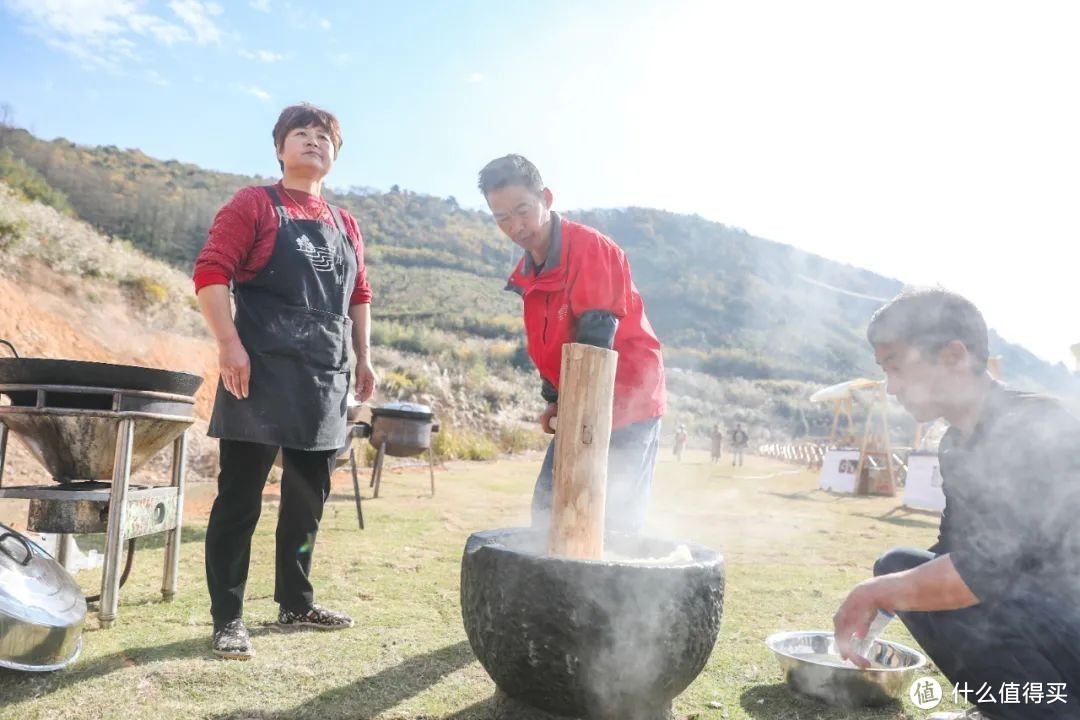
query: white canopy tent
810 378 897 495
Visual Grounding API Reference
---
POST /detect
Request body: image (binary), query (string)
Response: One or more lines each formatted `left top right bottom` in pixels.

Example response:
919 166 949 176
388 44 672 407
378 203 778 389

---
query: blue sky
0 0 662 199
2 1 1080 367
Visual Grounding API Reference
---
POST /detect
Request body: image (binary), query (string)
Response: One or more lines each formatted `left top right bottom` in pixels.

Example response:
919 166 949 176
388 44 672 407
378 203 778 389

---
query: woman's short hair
272 103 342 171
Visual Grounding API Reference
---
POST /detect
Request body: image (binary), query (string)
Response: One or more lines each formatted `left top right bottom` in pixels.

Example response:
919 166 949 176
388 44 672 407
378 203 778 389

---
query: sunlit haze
2 0 1077 364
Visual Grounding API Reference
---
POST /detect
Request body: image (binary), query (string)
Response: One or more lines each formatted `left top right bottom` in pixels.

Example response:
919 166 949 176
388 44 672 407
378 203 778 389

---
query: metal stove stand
0 383 193 628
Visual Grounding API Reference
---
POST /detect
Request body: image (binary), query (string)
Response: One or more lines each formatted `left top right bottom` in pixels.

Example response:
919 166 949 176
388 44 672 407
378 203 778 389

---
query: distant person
193 103 378 660
478 154 666 533
673 424 689 462
730 424 748 466
832 289 1080 720
710 423 724 463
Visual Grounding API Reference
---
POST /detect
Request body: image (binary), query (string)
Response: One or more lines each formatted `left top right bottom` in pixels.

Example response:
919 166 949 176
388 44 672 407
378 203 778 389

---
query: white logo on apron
295 234 335 272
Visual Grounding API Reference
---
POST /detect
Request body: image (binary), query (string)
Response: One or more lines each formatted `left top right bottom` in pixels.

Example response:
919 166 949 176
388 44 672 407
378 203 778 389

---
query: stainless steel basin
766 630 927 707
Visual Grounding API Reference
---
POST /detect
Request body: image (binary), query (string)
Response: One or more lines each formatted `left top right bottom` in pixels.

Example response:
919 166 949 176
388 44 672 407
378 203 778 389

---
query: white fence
757 441 827 468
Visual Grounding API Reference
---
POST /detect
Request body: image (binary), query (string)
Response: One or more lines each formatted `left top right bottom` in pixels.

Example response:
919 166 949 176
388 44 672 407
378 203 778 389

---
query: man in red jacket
478 154 666 533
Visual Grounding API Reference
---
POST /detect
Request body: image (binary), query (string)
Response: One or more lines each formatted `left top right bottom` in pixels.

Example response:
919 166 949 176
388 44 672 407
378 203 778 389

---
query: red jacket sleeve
340 210 373 306
567 233 630 319
192 187 263 292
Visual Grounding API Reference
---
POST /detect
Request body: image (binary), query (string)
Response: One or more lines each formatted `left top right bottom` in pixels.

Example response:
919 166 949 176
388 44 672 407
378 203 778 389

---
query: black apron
208 186 358 451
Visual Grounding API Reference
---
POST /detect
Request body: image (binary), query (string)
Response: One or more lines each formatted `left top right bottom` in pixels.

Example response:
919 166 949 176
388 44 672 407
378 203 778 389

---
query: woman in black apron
193 104 376 659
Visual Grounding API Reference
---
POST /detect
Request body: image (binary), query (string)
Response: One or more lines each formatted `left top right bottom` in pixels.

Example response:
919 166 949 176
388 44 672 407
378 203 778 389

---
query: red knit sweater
192 182 372 306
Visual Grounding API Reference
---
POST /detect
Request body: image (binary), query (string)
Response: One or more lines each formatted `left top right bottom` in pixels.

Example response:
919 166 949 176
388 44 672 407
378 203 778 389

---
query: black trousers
875 548 1078 719
205 439 335 629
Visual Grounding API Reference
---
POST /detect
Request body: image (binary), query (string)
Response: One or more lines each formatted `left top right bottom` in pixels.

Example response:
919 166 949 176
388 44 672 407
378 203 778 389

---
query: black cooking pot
0 355 202 397
369 401 438 457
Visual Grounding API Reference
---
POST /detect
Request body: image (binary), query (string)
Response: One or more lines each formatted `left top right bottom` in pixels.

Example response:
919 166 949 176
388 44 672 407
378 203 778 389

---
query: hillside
0 177 561 451
2 124 1078 443
0 182 854 462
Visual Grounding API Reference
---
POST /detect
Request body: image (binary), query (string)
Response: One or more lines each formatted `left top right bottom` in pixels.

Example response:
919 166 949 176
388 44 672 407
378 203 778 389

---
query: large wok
0 354 202 397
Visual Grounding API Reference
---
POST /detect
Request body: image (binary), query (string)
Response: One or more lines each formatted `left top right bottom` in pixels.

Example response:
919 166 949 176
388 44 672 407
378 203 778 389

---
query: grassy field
0 450 965 720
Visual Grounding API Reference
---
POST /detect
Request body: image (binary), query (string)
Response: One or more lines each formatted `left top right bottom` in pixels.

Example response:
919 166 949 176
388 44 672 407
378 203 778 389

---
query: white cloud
243 85 271 102
167 0 223 44
128 13 190 45
41 29 139 71
44 37 117 70
249 0 270 11
144 68 169 86
467 72 485 84
3 0 227 71
6 0 137 40
240 48 283 63
319 18 331 30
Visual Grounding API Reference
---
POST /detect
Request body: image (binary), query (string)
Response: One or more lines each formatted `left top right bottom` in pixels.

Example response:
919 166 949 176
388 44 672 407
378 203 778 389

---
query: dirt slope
0 254 221 496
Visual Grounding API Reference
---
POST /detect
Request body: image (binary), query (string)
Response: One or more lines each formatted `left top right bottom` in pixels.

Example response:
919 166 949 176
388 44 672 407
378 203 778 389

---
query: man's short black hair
868 288 989 373
478 154 544 197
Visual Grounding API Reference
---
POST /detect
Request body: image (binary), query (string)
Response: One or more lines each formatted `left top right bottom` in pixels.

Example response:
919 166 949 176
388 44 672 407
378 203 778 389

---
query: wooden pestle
547 343 618 560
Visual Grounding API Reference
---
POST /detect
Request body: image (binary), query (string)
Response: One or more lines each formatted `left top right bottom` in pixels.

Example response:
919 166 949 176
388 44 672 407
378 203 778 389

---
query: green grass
0 452 967 719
